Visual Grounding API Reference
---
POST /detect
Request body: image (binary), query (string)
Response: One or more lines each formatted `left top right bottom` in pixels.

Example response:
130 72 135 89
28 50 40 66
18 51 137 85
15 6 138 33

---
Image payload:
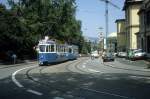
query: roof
123 0 143 10
115 19 125 23
39 40 56 45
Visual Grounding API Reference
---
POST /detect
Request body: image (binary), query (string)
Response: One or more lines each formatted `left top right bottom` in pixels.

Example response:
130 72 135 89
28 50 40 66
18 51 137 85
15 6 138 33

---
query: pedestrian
12 54 17 64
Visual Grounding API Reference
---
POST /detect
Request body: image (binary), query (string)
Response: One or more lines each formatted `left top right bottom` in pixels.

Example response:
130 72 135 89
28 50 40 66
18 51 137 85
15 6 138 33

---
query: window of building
146 10 150 26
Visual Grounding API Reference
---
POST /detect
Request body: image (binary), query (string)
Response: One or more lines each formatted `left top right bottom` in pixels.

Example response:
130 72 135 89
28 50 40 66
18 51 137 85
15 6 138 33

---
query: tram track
23 58 93 95
26 58 88 85
21 58 92 95
22 59 87 96
65 58 90 74
12 57 133 99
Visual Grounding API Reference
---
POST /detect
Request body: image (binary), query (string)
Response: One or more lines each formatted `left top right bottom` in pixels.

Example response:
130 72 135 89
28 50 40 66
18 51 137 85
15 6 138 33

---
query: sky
0 0 7 5
75 0 125 38
0 0 125 38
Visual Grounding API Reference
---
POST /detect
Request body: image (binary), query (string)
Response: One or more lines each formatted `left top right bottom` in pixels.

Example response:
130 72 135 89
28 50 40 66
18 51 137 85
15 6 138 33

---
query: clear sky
0 0 125 38
0 0 7 5
75 0 125 38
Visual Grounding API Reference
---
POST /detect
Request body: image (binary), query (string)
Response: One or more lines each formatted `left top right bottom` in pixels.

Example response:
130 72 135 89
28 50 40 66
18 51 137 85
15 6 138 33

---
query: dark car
102 53 115 62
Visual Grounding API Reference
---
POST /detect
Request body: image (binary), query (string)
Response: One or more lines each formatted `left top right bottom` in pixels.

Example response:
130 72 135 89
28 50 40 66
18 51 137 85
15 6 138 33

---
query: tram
37 37 78 65
67 45 79 60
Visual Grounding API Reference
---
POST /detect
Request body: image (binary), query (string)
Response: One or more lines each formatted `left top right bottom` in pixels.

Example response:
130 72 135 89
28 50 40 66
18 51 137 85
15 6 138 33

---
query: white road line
53 97 64 99
87 60 89 62
82 65 86 68
83 63 86 65
82 88 133 99
88 69 101 73
27 89 43 96
12 66 37 88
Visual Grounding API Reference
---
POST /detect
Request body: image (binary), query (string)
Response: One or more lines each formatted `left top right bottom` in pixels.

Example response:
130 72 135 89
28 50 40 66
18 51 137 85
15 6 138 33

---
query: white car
118 52 127 57
91 51 99 58
133 50 146 59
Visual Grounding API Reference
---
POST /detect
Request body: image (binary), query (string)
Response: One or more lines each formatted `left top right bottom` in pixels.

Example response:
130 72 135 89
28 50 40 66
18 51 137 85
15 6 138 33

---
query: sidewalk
0 59 37 68
116 58 148 68
103 58 150 72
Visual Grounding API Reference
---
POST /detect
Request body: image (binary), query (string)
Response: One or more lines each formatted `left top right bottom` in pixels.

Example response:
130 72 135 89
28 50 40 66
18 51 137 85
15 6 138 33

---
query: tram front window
39 45 45 52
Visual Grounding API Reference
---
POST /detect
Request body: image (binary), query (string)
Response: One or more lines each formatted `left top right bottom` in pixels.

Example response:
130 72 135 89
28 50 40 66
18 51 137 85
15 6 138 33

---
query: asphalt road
0 57 150 99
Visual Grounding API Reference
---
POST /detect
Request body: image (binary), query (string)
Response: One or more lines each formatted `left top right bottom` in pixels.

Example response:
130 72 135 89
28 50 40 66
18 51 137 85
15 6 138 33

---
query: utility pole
99 0 120 51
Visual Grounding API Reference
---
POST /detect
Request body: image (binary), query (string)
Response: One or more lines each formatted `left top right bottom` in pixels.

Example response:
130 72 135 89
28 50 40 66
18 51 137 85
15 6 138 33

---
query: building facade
123 0 143 50
115 19 126 52
138 0 150 55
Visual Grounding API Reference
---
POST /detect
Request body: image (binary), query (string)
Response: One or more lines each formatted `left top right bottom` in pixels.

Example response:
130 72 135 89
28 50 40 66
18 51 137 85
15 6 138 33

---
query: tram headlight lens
40 55 44 59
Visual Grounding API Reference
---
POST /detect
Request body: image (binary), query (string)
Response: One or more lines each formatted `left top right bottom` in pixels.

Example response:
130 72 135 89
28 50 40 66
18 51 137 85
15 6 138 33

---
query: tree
0 0 86 60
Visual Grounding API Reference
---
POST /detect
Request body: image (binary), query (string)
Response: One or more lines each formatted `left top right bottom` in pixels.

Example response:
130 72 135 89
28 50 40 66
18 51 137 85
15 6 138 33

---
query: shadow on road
0 72 150 99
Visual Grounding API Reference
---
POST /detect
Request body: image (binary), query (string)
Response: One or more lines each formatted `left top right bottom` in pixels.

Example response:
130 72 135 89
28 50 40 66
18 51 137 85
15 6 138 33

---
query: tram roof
39 40 56 45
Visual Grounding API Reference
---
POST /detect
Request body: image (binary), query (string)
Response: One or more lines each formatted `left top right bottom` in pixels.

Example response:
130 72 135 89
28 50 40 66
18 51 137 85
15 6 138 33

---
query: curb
0 61 37 69
103 62 150 72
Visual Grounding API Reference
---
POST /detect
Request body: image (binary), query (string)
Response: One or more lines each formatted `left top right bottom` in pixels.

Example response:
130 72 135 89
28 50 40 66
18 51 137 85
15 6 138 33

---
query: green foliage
0 0 88 59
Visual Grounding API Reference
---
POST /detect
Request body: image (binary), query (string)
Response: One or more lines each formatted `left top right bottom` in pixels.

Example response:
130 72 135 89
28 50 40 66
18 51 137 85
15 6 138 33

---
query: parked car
117 52 127 58
102 53 115 62
131 49 146 60
91 51 99 58
113 53 117 57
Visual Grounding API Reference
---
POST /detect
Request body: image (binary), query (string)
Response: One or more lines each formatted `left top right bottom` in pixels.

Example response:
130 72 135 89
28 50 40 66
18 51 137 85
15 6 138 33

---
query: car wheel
43 61 48 66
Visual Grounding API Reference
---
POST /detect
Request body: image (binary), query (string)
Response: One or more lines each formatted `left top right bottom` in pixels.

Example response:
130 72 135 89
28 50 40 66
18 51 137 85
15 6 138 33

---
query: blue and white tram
38 40 68 65
67 45 79 60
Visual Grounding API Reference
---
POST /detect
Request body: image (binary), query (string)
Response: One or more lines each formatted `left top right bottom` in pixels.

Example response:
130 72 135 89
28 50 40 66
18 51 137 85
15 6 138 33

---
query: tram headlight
40 55 44 59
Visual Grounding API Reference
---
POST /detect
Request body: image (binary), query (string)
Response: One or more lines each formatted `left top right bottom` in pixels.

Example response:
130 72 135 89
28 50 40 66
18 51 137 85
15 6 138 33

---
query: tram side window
59 46 61 52
69 48 72 53
62 46 65 52
61 46 63 52
51 45 54 52
64 46 66 52
46 45 49 52
49 45 51 52
39 45 45 52
65 47 68 53
56 45 58 52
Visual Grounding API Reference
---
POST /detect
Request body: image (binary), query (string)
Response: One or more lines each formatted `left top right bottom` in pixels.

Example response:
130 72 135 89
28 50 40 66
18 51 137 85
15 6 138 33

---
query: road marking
12 66 37 88
27 89 43 96
82 88 133 99
83 63 86 65
82 65 86 68
12 65 44 96
88 69 101 73
53 97 64 99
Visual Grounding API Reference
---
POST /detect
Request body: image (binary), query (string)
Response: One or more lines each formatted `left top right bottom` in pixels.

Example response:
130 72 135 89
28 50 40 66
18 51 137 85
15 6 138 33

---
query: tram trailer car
67 45 79 60
38 40 78 65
